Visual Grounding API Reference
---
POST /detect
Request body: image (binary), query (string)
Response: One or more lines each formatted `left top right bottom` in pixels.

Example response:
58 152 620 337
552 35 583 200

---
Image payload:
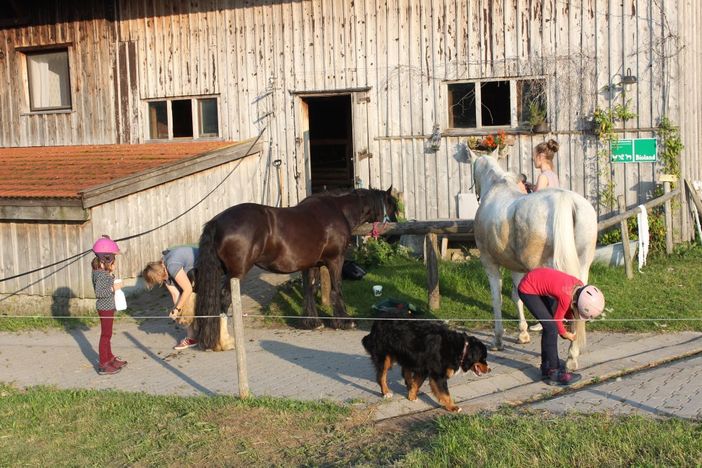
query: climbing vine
656 116 683 189
593 100 637 211
598 116 683 253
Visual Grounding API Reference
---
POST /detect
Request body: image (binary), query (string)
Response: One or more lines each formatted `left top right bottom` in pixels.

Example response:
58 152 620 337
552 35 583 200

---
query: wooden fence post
425 233 441 310
618 195 633 279
663 181 673 254
685 179 702 245
230 278 250 398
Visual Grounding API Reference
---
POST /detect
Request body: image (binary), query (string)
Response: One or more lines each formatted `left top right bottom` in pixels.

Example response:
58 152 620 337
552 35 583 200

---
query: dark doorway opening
304 95 354 193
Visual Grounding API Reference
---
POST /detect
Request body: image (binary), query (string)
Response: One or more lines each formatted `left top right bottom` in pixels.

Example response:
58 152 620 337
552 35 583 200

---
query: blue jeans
519 292 560 375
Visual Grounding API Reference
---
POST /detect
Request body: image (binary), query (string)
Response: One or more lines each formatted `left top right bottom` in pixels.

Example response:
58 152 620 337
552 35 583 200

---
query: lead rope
371 201 390 239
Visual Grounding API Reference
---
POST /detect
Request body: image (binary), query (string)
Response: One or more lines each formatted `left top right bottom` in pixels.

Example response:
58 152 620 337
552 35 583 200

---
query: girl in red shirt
518 268 605 386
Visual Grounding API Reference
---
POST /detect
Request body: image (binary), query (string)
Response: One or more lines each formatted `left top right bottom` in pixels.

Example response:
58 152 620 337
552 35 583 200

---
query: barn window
148 102 168 139
172 99 194 138
198 98 219 137
448 78 547 130
25 49 71 111
147 97 219 140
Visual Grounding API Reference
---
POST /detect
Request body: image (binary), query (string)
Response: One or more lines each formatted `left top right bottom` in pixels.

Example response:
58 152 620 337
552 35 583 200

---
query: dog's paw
382 392 394 399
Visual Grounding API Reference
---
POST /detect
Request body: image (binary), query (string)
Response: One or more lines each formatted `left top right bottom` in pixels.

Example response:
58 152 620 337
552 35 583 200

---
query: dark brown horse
195 187 398 349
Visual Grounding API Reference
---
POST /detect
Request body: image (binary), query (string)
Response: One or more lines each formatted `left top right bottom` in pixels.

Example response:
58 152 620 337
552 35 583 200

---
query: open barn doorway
302 95 354 193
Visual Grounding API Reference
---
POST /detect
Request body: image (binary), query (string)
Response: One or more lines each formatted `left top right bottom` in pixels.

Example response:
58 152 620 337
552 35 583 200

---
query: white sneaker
528 322 543 331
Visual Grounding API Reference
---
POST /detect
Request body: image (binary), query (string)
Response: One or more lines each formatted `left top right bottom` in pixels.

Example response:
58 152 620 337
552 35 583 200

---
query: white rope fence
0 313 700 323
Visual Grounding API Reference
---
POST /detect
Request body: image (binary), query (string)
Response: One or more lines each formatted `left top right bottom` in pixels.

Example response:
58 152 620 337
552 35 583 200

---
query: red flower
483 135 496 149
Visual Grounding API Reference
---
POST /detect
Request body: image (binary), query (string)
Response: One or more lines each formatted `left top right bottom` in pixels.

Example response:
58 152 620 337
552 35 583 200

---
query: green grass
397 409 702 467
0 384 354 467
2 385 700 466
0 316 97 333
267 243 702 332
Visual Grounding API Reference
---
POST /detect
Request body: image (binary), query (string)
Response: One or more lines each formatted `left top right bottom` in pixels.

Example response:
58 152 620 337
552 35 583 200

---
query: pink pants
97 310 116 367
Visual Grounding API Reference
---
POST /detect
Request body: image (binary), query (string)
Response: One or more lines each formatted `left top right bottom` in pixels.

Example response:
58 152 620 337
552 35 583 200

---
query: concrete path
1 267 701 422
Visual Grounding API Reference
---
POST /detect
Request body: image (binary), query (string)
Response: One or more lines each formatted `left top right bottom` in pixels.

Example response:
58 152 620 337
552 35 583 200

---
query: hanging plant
467 130 514 153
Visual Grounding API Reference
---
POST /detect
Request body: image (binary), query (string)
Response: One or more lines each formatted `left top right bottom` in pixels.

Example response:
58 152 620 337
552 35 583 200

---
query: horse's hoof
566 358 579 371
383 392 393 399
335 319 356 330
490 340 504 351
518 331 531 344
300 319 324 330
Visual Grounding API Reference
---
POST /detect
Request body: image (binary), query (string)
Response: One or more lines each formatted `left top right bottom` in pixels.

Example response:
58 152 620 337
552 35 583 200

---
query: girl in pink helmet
91 235 127 375
518 267 605 386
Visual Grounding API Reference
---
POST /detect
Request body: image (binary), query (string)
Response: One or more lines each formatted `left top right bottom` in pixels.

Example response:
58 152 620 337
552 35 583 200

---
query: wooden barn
1 1 701 311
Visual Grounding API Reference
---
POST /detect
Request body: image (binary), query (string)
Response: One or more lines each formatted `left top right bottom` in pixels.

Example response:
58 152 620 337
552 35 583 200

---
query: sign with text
610 138 658 163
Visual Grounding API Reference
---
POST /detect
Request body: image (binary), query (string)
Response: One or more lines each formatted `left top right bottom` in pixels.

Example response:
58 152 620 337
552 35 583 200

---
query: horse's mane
480 156 520 188
503 171 520 185
303 188 356 200
302 188 388 220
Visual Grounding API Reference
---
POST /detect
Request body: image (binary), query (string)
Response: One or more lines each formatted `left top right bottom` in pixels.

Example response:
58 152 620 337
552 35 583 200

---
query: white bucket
114 278 127 311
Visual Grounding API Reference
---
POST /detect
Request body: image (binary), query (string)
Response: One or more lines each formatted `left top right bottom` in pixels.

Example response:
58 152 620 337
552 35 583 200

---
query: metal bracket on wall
357 149 373 160
357 95 371 103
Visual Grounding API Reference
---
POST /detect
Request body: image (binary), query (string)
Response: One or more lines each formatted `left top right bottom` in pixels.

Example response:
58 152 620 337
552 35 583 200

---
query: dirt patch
195 405 422 466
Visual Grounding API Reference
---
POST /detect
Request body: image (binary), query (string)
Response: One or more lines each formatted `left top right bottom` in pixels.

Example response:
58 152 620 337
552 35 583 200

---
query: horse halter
382 201 391 223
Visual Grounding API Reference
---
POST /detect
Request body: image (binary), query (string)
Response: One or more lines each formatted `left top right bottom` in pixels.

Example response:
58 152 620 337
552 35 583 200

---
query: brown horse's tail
195 218 225 350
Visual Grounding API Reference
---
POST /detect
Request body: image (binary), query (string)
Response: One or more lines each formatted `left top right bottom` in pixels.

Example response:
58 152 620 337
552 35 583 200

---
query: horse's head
358 187 399 223
468 149 506 202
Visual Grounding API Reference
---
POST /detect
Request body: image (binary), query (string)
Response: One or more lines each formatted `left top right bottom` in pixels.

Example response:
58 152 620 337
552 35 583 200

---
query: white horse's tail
552 192 587 351
552 193 581 277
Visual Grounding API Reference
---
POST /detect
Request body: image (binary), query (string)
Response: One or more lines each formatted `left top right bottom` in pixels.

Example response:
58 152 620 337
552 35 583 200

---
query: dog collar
459 340 469 368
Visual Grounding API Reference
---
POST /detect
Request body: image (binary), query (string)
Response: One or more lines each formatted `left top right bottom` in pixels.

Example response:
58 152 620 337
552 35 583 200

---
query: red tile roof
0 141 235 199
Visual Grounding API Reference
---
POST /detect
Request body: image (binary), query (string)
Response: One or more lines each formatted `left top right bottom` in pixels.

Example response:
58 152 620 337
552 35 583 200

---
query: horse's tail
552 192 587 351
195 218 224 350
552 193 581 278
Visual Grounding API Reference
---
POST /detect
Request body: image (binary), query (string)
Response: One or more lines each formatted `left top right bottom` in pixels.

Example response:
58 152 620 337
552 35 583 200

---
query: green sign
610 138 658 163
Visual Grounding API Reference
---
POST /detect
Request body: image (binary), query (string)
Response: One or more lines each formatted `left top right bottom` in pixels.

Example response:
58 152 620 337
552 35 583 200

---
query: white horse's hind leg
511 272 529 344
484 263 504 350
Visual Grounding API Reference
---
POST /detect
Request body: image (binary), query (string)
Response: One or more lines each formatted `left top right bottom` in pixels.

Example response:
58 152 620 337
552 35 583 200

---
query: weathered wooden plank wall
0 149 265 299
1 1 700 230
112 0 696 221
0 5 117 146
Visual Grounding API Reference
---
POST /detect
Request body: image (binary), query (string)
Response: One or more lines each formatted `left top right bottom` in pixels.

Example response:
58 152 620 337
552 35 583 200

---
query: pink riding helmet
576 285 605 320
92 235 120 255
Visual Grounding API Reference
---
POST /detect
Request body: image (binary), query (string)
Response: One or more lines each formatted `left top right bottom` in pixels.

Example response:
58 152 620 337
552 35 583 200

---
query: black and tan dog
362 310 490 412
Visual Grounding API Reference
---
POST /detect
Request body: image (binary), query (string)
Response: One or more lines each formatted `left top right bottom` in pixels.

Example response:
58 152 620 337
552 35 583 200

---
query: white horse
469 149 597 371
